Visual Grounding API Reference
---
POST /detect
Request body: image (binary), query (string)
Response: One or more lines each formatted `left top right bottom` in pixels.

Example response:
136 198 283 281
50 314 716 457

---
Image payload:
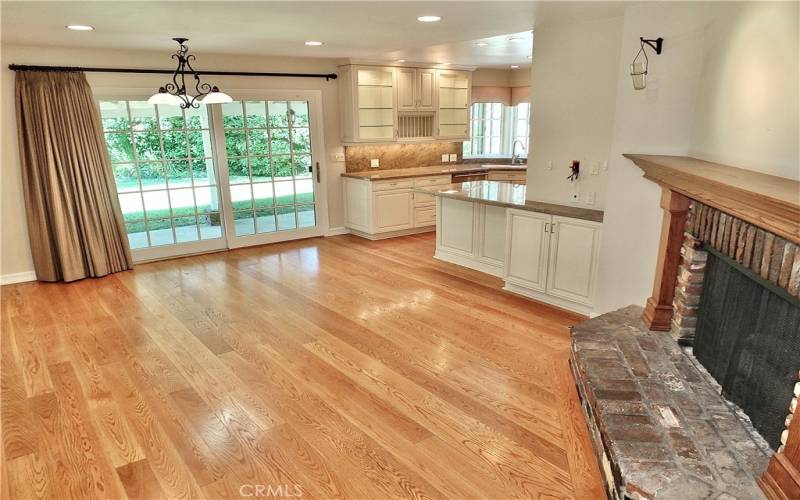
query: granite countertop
341 163 526 180
413 180 604 222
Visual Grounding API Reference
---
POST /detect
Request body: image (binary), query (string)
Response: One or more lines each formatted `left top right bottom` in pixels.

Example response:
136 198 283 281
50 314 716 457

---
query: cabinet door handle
550 223 556 234
544 222 550 233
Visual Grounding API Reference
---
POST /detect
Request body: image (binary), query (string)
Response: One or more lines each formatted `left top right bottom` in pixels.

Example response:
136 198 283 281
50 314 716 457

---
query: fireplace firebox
694 248 800 450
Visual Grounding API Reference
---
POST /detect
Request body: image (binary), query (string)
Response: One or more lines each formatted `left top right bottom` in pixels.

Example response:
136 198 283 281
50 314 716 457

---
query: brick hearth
571 305 770 499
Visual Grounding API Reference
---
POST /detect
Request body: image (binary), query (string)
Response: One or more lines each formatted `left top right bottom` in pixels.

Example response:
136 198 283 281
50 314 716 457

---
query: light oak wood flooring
1 233 603 499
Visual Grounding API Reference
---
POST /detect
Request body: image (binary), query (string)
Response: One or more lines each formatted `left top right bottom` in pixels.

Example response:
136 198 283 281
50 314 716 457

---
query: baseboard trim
502 282 592 316
349 226 434 241
325 227 350 237
434 250 504 277
0 271 37 286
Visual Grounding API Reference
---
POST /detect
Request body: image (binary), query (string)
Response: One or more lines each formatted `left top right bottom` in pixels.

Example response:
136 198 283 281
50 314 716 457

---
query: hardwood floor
1 233 604 499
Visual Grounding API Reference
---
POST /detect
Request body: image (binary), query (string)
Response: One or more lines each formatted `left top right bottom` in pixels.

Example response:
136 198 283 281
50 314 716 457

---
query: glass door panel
99 100 226 261
217 96 325 247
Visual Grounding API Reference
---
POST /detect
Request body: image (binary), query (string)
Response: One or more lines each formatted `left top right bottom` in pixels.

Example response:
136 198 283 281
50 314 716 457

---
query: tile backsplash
344 142 462 172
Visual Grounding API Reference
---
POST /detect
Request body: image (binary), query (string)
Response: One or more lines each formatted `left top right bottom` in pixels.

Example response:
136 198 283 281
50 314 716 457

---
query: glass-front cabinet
338 64 471 143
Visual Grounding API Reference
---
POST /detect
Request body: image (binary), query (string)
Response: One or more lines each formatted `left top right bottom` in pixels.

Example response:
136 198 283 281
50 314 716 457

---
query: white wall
690 1 799 180
525 15 624 209
594 0 799 314
0 44 345 278
594 2 708 314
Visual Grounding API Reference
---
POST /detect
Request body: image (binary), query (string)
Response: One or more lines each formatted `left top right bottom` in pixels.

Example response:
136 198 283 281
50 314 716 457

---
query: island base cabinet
546 216 602 306
502 210 602 315
434 197 505 277
503 209 550 293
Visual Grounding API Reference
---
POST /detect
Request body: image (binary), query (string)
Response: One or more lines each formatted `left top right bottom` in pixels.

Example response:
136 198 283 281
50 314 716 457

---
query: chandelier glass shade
148 38 232 108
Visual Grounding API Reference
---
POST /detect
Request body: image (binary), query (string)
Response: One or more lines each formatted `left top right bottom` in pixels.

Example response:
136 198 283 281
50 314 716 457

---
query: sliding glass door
98 90 327 261
213 94 326 248
100 100 227 261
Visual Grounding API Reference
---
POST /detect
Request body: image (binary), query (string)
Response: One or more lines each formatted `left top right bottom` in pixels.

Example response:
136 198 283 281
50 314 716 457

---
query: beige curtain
15 71 133 282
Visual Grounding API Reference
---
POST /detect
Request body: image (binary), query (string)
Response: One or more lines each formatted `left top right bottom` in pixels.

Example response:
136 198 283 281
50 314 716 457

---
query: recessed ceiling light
475 42 489 47
396 59 406 63
417 15 442 22
511 65 519 69
66 24 94 31
304 41 323 46
508 36 524 41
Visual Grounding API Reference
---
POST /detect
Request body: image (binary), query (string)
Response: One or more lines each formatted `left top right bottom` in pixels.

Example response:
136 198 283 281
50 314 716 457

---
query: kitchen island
413 180 604 315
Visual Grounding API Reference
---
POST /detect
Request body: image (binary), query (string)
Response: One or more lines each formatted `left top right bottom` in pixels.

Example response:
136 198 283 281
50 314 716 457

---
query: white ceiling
1 1 626 69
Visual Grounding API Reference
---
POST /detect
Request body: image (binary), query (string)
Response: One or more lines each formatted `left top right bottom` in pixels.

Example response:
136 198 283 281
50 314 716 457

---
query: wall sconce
630 37 664 90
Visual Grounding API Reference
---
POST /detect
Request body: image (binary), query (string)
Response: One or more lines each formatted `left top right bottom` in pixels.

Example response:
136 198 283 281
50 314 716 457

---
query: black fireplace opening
694 246 800 450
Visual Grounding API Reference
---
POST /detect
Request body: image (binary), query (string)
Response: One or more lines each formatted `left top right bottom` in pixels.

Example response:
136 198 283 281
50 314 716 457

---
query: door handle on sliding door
315 162 320 183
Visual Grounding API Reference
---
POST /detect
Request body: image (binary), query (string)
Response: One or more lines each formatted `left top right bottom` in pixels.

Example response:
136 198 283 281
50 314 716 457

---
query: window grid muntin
221 100 315 234
102 100 219 248
465 102 530 158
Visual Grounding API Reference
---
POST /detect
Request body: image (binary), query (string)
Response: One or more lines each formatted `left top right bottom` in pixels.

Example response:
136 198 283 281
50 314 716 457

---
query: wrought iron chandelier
148 37 232 108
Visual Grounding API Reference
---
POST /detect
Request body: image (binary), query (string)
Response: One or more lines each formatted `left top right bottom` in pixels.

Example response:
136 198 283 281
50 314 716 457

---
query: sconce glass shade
630 61 647 90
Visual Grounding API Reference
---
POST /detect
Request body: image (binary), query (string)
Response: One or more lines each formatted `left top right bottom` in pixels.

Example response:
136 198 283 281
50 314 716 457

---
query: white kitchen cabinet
343 174 449 239
436 70 471 139
502 210 602 314
438 198 476 256
504 209 550 292
476 204 507 268
434 197 504 277
338 65 396 143
374 189 413 232
339 64 470 143
396 68 436 112
546 216 602 306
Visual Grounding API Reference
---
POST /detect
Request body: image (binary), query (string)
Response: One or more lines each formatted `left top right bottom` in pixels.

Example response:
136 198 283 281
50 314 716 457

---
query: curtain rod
8 64 338 80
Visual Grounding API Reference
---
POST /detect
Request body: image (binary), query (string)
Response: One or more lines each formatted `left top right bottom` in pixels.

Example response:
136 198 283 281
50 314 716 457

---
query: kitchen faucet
511 140 525 165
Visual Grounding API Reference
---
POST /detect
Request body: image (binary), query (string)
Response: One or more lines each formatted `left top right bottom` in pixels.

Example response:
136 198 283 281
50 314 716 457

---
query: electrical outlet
546 160 553 171
449 154 458 162
602 160 608 171
590 161 600 175
332 152 345 162
586 192 596 205
441 154 449 163
370 159 380 168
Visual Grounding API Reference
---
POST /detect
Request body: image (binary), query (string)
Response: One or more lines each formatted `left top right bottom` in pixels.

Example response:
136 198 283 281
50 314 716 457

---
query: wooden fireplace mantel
624 154 800 244
627 154 800 500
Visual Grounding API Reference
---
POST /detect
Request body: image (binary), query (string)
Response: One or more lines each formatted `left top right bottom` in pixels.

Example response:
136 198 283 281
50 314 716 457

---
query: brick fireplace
570 155 800 499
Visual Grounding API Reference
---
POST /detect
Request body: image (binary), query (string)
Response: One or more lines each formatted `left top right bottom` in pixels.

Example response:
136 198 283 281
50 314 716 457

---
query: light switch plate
449 154 458 162
441 154 449 163
370 159 380 168
586 192 596 205
590 161 600 175
332 152 345 162
546 160 553 171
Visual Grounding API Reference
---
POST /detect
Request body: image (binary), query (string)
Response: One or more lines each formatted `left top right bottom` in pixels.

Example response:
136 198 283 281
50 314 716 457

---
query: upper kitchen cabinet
338 64 472 144
437 70 471 140
397 68 436 112
339 65 396 143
